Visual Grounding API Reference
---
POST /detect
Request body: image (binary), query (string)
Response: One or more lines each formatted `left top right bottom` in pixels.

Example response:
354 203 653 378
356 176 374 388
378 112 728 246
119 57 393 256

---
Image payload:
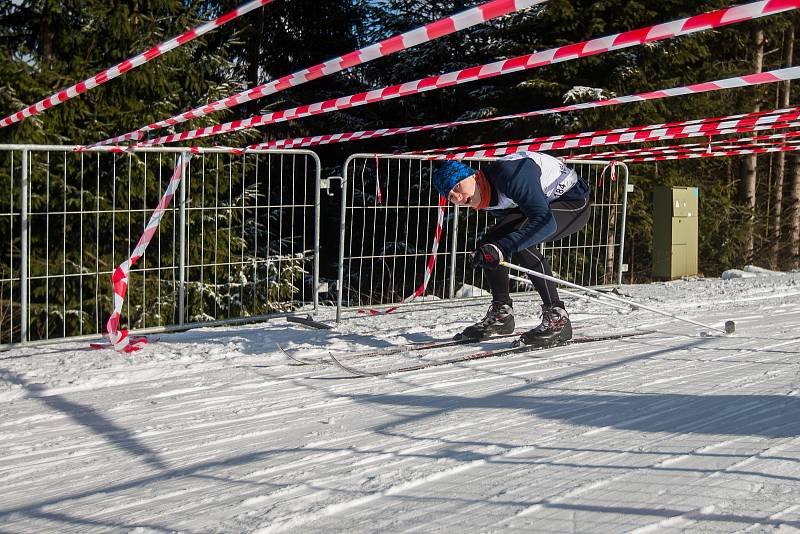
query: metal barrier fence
0 145 629 344
336 154 629 320
0 145 320 345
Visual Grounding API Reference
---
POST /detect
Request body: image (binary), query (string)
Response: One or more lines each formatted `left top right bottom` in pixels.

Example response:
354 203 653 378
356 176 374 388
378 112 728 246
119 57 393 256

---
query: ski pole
509 274 630 312
500 261 735 335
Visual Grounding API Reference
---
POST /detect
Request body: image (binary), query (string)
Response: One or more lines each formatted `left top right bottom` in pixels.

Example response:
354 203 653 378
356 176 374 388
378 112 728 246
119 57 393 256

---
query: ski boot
454 301 515 341
514 304 572 347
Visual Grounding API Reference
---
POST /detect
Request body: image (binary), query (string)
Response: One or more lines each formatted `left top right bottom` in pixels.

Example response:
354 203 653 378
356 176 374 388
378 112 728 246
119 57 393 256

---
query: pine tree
0 1 251 339
0 0 238 145
769 25 793 268
193 0 370 149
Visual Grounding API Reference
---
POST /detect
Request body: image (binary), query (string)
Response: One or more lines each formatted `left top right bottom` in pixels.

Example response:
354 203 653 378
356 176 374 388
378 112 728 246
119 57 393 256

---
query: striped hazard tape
101 154 193 353
93 0 544 147
429 107 800 159
362 195 448 315
136 0 799 146
253 67 800 151
1 0 275 129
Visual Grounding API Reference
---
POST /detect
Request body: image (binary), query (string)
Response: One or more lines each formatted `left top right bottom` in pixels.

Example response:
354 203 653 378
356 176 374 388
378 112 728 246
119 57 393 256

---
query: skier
432 152 591 346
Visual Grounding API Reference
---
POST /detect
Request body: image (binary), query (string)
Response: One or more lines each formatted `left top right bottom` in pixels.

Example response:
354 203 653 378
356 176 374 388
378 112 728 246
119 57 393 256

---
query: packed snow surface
2 272 800 532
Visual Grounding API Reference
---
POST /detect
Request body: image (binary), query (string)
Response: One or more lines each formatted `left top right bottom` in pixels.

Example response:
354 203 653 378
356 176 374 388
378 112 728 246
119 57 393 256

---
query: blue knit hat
432 160 476 197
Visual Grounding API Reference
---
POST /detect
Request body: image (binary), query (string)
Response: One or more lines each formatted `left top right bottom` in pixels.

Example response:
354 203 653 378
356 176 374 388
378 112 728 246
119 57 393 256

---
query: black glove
471 243 505 270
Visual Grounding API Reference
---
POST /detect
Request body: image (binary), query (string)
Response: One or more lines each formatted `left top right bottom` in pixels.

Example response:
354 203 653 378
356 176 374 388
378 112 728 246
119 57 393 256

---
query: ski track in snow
0 274 799 532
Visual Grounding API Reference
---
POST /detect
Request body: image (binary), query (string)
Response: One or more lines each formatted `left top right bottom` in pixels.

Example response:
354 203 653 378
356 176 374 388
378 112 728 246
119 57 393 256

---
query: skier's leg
456 211 525 340
518 197 592 346
483 263 512 305
477 210 527 307
516 247 562 308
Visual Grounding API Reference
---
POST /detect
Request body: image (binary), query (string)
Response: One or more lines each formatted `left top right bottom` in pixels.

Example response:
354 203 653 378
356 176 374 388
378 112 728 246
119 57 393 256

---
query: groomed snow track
1 272 799 532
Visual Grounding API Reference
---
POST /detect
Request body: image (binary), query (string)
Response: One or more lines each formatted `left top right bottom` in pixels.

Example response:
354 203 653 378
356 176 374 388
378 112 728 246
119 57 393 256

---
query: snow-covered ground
2 271 800 533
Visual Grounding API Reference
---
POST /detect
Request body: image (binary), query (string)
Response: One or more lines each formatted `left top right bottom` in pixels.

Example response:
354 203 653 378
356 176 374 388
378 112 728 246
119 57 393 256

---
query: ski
327 331 652 377
286 314 333 330
277 344 318 366
278 330 528 366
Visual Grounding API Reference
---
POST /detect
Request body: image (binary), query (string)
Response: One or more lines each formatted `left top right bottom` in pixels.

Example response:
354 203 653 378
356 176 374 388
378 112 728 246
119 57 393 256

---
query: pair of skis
279 330 650 377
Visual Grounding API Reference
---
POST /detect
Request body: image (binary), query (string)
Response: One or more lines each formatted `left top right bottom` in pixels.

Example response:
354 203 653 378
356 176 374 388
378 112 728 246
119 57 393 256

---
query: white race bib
487 152 577 210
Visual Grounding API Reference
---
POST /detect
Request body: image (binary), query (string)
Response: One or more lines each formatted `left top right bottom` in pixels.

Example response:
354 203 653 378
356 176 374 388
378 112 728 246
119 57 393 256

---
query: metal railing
0 145 321 345
0 145 630 343
336 154 629 320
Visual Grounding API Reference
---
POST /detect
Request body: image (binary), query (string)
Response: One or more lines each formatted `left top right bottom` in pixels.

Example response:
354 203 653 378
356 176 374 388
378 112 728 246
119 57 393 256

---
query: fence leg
336 172 348 323
20 150 28 343
618 164 630 286
448 204 459 299
313 160 321 311
178 153 187 326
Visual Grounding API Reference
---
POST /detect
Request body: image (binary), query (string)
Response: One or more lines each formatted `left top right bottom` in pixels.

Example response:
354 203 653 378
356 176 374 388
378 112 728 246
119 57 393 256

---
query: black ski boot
516 304 572 347
455 301 515 341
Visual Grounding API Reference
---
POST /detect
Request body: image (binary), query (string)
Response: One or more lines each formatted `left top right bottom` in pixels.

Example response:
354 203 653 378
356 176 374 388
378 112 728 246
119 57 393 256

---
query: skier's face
448 175 479 208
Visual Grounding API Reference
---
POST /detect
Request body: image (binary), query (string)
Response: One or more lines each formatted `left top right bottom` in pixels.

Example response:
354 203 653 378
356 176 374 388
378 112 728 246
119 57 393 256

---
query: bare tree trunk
741 28 764 261
791 157 800 268
770 26 794 268
39 9 53 71
789 158 800 268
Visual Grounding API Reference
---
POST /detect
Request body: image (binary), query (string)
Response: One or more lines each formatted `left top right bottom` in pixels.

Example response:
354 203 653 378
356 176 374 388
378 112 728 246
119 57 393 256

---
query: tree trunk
244 10 266 122
770 26 794 268
790 157 800 268
39 9 52 71
741 28 764 261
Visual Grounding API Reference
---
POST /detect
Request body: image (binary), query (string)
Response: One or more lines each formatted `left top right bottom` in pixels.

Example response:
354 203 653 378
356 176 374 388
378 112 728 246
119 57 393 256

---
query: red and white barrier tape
431 107 800 159
363 196 447 315
137 0 797 146
582 141 785 160
625 143 800 163
599 160 619 184
0 0 275 130
104 154 193 352
74 145 241 154
570 131 800 160
94 0 543 147
415 105 793 155
597 139 800 161
442 119 799 159
252 66 800 151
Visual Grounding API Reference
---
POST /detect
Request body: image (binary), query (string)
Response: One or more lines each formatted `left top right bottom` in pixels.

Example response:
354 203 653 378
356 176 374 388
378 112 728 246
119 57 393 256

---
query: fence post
313 156 322 311
617 164 630 286
448 204 459 299
336 165 349 323
20 150 28 343
178 153 187 325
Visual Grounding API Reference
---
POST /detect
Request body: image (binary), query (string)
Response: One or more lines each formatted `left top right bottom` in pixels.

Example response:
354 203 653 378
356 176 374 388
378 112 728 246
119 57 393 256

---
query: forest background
1 0 798 314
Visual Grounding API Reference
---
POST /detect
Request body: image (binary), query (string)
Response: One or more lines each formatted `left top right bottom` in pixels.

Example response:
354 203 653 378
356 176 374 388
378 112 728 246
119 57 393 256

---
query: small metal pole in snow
500 261 735 335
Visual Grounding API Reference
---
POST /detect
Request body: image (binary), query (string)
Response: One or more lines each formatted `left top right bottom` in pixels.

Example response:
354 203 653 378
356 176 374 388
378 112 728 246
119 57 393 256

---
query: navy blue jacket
482 157 589 255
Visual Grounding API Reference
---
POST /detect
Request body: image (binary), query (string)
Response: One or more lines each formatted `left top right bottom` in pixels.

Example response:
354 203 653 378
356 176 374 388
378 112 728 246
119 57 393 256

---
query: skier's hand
471 243 504 270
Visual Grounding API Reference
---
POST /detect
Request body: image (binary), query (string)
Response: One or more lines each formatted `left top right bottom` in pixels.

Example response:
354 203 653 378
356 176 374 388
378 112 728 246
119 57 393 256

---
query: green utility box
652 186 699 279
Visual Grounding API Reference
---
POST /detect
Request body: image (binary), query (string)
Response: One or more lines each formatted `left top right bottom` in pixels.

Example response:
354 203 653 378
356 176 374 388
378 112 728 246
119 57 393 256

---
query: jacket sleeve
491 159 557 256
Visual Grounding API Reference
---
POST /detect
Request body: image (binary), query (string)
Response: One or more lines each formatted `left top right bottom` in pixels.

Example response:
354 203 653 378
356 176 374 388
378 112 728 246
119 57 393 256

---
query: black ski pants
478 196 592 308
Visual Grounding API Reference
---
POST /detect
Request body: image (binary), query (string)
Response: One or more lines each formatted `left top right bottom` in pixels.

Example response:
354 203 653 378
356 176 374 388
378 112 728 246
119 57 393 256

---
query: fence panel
0 150 21 343
0 145 320 346
336 154 628 320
